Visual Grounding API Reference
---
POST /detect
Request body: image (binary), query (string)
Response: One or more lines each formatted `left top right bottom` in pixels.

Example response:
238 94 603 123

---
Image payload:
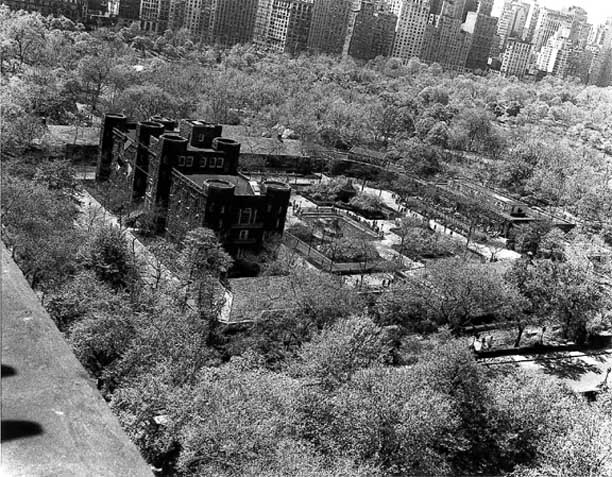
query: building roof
221 125 307 158
185 173 255 196
228 275 302 322
349 146 387 161
42 125 100 147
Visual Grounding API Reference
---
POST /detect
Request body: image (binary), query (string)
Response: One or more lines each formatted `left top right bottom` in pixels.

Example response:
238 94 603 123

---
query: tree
1 171 82 291
85 225 139 290
378 258 524 332
506 252 605 343
178 227 233 343
289 315 387 390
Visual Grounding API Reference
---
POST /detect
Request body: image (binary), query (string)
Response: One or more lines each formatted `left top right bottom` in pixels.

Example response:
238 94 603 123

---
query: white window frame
239 208 252 225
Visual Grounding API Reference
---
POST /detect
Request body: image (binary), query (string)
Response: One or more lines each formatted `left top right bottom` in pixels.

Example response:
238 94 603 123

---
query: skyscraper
462 2 497 71
531 7 571 54
345 1 397 60
307 0 353 54
500 37 531 77
391 0 431 63
139 0 171 32
495 0 533 54
209 0 259 45
420 0 472 71
182 0 213 42
253 0 314 54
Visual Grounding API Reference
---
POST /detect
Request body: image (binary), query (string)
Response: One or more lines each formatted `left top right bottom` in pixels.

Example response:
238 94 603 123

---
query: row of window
177 155 224 169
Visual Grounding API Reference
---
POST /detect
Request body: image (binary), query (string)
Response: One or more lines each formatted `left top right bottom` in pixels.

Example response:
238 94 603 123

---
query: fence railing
284 232 398 274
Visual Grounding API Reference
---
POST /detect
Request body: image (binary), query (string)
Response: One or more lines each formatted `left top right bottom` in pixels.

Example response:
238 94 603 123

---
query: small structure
96 114 291 257
36 125 100 165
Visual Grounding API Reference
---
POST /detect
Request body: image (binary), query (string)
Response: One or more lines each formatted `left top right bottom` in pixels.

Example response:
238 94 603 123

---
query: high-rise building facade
495 0 533 54
254 0 314 54
181 0 213 42
139 0 171 32
346 1 397 60
500 37 531 77
463 6 497 71
420 1 472 71
307 0 353 54
391 0 431 62
209 0 259 45
531 7 571 53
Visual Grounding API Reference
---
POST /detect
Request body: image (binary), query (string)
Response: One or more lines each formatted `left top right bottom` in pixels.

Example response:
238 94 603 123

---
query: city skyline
493 0 612 25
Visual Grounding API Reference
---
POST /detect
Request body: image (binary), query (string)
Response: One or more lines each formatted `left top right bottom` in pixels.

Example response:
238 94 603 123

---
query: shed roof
43 125 100 147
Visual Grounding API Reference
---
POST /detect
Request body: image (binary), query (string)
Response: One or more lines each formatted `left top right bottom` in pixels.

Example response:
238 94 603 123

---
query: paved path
78 191 234 322
512 350 612 393
1 242 153 477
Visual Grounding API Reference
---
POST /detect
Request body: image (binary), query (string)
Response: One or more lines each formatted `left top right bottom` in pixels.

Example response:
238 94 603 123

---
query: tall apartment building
531 7 571 54
391 0 431 63
500 37 531 77
421 1 472 71
254 0 314 54
139 0 171 32
181 0 213 42
496 0 530 51
462 5 497 71
346 1 397 60
565 5 589 47
307 0 353 54
535 26 571 74
118 0 140 20
168 0 185 31
209 0 259 45
2 0 90 20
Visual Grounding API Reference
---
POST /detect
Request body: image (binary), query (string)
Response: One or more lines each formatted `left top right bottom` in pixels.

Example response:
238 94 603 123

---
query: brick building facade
96 114 291 256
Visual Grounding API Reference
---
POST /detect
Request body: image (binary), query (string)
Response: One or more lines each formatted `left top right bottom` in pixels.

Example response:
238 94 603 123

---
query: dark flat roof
185 173 255 195
1 242 153 477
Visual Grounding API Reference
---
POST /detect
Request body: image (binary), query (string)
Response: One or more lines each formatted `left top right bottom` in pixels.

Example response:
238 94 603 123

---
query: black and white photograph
1 0 612 475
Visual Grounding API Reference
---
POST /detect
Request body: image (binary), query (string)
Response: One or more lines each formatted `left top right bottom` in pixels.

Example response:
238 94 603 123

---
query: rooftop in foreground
1 242 152 477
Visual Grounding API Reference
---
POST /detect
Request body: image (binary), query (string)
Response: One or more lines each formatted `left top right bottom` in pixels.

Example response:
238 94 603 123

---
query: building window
209 157 217 168
199 157 207 168
198 133 206 142
217 158 224 169
178 156 186 166
239 208 252 224
186 156 194 167
239 230 249 240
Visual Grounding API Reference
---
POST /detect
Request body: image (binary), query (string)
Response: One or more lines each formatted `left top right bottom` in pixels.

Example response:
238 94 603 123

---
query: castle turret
148 133 188 231
212 137 241 174
96 113 126 182
204 179 236 235
150 116 177 132
179 119 223 149
133 120 164 200
262 181 291 233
